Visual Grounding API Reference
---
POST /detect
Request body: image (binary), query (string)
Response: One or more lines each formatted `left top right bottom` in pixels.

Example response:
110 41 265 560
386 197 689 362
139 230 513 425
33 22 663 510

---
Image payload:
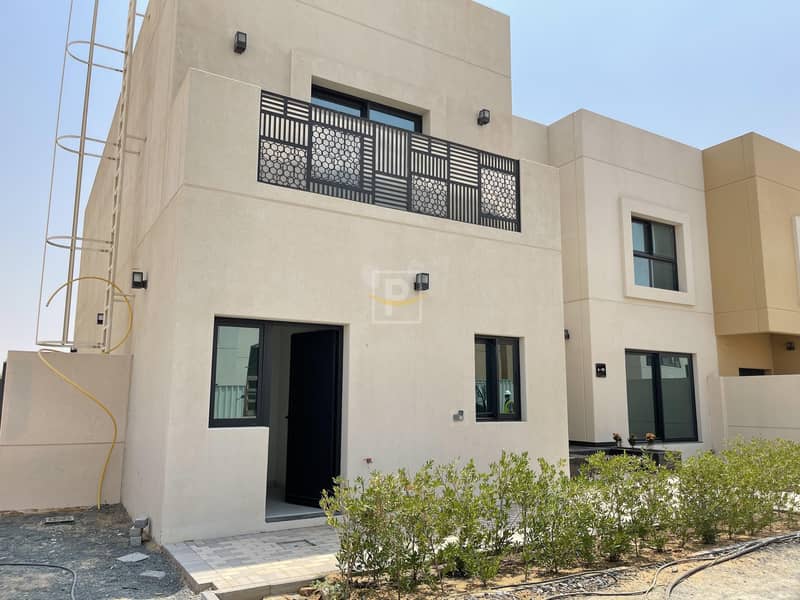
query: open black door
285 329 341 507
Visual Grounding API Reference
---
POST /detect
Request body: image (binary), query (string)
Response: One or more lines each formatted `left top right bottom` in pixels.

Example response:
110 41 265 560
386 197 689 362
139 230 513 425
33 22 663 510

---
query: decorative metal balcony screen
258 90 521 232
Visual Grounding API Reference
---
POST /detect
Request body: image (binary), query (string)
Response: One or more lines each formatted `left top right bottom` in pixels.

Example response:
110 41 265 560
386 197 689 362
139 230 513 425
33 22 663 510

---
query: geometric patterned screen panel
258 90 521 232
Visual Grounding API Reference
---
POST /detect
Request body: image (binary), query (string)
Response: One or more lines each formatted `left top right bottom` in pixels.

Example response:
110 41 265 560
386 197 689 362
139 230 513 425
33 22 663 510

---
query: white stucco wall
171 0 514 155
74 0 568 544
552 110 721 452
0 351 131 511
143 69 567 543
722 375 800 442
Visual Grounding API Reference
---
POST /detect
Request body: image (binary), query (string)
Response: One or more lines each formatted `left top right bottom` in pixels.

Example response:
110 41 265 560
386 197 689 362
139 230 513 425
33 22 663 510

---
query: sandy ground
485 539 800 600
0 505 198 600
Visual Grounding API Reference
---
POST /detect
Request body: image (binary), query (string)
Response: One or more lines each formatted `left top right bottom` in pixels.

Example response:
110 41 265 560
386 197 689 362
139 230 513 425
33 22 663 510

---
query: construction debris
140 570 166 579
116 552 149 563
43 516 75 525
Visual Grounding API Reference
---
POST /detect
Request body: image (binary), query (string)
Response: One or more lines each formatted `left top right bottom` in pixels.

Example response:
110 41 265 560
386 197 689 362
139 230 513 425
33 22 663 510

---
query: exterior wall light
96 313 104 325
787 341 796 351
234 31 247 54
131 271 148 290
414 272 430 291
477 108 491 126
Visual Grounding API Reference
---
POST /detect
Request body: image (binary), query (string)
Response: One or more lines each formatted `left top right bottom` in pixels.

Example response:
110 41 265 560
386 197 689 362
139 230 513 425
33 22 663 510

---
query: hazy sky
0 0 798 362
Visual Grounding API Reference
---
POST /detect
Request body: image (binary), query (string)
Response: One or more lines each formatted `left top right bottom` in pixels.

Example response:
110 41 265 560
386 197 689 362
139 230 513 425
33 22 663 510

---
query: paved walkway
165 525 338 596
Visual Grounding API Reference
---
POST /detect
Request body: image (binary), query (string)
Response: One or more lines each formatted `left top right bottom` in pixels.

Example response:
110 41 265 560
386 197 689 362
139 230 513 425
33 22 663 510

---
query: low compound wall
0 351 131 511
722 374 800 442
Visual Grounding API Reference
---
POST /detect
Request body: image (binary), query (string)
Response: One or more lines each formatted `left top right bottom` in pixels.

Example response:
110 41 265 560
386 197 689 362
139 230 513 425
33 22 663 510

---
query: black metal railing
257 90 521 232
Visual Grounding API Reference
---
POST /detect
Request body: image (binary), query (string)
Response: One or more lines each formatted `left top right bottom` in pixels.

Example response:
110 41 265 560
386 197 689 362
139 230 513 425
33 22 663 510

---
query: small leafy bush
634 455 675 552
524 459 595 573
674 450 728 544
582 453 640 560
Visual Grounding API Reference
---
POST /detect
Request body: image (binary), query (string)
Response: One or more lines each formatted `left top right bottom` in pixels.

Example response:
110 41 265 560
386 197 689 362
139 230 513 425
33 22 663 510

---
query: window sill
624 283 696 306
209 421 267 429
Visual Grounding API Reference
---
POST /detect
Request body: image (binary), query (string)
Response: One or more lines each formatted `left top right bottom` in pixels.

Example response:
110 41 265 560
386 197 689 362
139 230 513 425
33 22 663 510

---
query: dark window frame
632 217 679 291
739 368 769 377
209 317 268 428
475 336 522 422
311 85 423 133
0 360 6 433
625 349 698 443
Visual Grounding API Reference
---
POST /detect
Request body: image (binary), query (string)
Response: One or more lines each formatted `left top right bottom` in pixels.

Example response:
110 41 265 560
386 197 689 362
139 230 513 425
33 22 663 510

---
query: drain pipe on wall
38 276 133 509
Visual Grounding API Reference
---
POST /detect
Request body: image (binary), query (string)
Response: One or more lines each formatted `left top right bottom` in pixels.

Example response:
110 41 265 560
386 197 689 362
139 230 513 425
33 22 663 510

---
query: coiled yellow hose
38 276 133 509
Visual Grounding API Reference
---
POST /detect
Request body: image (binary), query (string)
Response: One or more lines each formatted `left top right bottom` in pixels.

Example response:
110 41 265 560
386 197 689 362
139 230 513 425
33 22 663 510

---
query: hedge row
320 439 800 595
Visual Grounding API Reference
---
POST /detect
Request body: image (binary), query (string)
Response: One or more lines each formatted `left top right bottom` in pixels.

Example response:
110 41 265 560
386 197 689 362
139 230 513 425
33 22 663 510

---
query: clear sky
0 0 798 362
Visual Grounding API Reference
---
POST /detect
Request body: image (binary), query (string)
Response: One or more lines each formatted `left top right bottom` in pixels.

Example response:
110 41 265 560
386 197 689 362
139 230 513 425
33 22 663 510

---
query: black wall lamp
234 31 247 54
477 108 491 126
96 313 104 325
787 341 796 351
414 272 430 291
132 271 148 290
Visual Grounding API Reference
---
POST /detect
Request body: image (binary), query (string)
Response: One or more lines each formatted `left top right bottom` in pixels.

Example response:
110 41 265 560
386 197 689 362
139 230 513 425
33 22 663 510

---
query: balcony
257 90 521 232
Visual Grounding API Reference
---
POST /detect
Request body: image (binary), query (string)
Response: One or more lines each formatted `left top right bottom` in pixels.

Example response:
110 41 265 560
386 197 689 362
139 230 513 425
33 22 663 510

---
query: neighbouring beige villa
552 111 722 452
703 134 800 442
704 134 800 376
1 0 798 546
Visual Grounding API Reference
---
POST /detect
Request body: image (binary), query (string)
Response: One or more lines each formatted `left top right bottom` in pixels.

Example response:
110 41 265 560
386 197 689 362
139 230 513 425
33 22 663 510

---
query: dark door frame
284 328 344 507
208 317 344 510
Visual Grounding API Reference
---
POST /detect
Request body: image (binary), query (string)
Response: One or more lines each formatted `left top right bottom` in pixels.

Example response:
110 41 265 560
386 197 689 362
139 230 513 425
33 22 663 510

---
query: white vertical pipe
62 0 100 345
36 0 76 345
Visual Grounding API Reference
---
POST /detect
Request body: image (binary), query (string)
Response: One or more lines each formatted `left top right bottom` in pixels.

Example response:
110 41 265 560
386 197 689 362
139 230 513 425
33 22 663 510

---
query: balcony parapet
257 90 521 232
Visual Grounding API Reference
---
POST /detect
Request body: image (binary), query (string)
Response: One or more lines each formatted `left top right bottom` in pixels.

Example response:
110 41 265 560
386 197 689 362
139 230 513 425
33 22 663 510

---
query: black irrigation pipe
542 555 716 600
539 531 800 600
665 531 800 598
484 569 620 593
0 562 78 600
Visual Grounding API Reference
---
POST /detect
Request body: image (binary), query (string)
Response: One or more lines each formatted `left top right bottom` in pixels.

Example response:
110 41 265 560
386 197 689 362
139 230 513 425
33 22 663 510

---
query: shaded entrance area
264 322 342 522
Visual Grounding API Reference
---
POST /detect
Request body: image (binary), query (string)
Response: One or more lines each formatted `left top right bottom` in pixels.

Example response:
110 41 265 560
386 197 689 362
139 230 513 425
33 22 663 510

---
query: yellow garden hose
38 276 133 509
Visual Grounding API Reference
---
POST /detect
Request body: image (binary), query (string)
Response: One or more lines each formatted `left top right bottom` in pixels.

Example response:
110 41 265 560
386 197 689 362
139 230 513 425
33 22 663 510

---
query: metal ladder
36 0 145 351
101 0 138 352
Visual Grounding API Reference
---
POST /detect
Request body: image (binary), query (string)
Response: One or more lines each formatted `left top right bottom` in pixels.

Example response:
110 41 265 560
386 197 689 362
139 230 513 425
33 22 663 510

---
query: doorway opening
265 322 343 522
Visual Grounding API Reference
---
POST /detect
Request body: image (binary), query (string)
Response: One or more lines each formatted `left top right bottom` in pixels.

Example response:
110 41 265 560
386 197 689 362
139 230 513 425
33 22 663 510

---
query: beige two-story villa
70 0 569 543
1 0 798 547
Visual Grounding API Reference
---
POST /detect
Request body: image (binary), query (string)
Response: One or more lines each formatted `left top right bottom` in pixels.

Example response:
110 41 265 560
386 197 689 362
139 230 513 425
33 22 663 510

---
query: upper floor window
311 85 422 133
475 336 521 422
632 218 678 291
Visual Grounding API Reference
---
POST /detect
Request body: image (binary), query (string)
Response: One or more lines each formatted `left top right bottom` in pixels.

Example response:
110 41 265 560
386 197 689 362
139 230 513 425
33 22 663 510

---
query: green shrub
436 460 500 584
582 453 641 560
674 450 728 544
721 440 779 536
771 439 800 524
634 456 675 552
393 463 445 590
524 459 595 573
483 451 527 555
506 453 538 578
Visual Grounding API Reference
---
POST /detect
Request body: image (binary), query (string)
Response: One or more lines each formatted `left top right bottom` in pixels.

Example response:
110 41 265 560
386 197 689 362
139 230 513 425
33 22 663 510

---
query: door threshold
265 510 325 524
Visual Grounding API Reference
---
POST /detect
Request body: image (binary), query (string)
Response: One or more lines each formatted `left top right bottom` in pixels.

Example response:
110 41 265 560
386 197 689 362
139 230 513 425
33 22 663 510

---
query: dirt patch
0 504 198 600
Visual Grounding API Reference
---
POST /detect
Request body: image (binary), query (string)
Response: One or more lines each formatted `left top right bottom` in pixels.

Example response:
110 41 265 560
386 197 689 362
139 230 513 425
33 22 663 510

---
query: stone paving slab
166 525 338 596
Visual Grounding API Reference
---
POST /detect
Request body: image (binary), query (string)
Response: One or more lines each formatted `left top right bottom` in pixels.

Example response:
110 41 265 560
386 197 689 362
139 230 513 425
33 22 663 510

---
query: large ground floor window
625 350 698 442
